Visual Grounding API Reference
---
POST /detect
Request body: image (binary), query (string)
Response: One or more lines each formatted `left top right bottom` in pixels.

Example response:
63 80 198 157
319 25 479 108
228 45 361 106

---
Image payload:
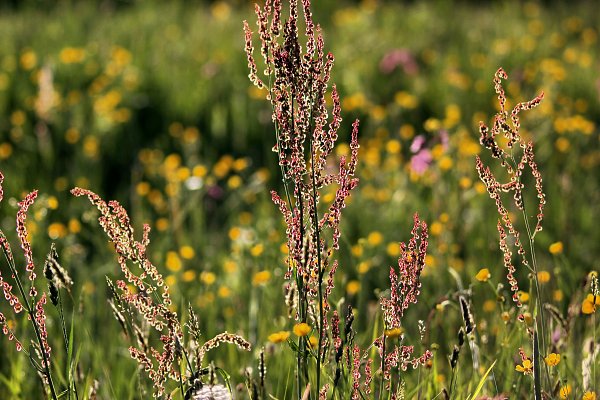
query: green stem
310 126 324 399
379 332 385 400
57 291 79 400
1 242 59 400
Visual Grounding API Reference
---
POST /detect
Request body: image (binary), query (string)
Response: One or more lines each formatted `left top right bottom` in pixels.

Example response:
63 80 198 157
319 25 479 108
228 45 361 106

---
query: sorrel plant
476 67 549 397
71 188 251 399
244 0 359 396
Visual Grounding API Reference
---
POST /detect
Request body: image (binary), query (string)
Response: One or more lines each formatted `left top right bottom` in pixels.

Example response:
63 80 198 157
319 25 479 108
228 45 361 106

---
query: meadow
0 0 599 398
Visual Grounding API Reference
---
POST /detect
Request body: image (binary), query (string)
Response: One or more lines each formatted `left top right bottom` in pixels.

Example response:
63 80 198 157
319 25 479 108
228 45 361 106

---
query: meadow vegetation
0 0 599 399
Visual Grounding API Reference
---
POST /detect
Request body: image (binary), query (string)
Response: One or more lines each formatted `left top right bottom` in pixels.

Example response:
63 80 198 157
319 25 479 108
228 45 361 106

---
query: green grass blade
466 360 497 400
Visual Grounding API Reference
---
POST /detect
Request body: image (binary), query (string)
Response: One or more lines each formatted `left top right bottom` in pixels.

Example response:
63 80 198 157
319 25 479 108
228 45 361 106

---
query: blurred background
0 0 598 396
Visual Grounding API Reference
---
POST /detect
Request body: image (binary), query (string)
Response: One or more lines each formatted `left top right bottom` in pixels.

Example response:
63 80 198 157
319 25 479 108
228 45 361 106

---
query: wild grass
0 0 599 399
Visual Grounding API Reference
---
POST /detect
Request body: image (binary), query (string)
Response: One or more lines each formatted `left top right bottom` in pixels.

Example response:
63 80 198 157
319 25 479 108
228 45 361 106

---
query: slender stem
178 368 185 399
57 291 79 400
520 204 551 388
310 116 324 400
2 246 59 400
532 330 541 400
594 312 597 393
507 152 550 388
378 332 385 400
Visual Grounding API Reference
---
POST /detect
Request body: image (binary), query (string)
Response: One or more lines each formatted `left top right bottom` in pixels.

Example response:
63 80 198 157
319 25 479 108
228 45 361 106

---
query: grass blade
466 360 496 400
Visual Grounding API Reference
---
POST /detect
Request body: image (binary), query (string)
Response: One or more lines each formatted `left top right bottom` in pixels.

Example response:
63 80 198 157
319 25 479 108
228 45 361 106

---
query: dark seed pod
459 296 475 334
449 345 460 369
48 282 59 306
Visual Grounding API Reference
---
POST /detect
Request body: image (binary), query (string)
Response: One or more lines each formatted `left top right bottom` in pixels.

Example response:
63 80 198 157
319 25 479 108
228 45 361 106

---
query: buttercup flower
544 353 560 367
515 359 533 375
268 331 290 344
475 268 491 282
293 323 311 337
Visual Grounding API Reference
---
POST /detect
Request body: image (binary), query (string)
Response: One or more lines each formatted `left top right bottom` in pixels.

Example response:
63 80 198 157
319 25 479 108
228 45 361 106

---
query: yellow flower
559 384 572 399
20 50 37 70
367 231 383 246
386 139 401 154
200 272 216 286
384 327 404 338
11 110 26 126
537 271 551 284
425 254 436 268
438 156 453 171
59 47 86 64
193 164 207 178
268 331 290 344
351 244 363 257
553 290 564 302
394 91 418 109
475 182 486 195
583 391 596 400
156 218 169 231
228 227 241 241
136 182 151 196
555 137 570 153
0 142 13 160
475 268 491 282
223 260 237 273
357 261 370 274
47 222 67 239
515 359 533 374
179 245 195 260
182 270 196 282
308 336 318 348
227 175 242 189
165 275 177 288
217 286 231 298
582 294 600 314
483 300 496 312
544 353 561 367
346 280 361 295
165 251 182 272
252 270 271 286
68 219 81 234
250 243 264 257
430 222 443 236
549 241 563 255
47 196 59 210
518 291 530 303
293 323 311 337
386 242 400 257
